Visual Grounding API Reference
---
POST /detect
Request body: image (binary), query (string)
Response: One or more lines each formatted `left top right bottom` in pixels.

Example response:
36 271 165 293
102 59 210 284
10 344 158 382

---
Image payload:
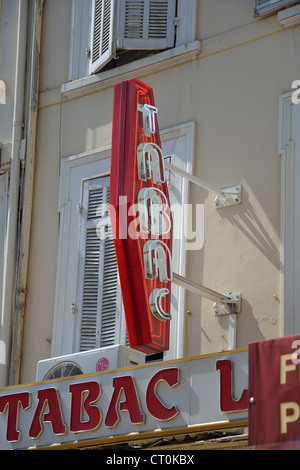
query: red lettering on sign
105 376 145 428
0 368 182 445
0 392 30 442
216 360 248 412
69 382 102 432
29 388 67 439
146 368 179 420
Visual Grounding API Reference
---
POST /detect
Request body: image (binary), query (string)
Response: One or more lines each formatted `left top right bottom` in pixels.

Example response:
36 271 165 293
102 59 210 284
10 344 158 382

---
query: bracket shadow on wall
164 157 242 348
111 80 242 352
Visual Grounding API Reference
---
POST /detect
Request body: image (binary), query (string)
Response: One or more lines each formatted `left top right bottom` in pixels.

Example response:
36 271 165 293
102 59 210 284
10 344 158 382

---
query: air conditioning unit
36 345 145 381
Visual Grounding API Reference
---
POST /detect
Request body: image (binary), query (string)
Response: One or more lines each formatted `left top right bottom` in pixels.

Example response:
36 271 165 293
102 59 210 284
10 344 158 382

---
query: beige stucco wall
20 0 300 383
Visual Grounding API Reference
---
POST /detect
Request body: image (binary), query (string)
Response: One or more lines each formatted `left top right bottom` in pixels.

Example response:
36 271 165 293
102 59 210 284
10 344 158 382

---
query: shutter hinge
77 203 83 214
174 17 180 27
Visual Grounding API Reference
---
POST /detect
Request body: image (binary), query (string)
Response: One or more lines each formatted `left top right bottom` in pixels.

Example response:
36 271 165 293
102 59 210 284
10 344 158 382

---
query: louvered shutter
77 177 124 351
89 0 117 75
89 0 176 74
118 0 176 50
254 0 298 15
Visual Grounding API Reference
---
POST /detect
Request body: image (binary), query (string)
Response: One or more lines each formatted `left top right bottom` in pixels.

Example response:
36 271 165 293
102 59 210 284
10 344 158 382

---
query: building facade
0 0 300 449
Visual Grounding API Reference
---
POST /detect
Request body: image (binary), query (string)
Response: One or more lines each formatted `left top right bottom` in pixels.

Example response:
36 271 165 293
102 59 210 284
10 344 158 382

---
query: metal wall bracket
213 292 241 316
214 185 242 209
164 160 242 210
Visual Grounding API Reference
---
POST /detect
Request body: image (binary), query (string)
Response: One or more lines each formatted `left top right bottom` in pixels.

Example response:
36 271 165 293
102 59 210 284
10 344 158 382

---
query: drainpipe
0 0 28 387
9 0 44 386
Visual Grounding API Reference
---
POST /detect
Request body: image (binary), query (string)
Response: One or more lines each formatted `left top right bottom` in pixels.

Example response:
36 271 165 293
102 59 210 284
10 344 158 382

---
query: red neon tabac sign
110 78 173 354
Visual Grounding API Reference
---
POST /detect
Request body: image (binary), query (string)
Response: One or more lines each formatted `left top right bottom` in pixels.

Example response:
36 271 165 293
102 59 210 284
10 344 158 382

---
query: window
89 0 176 74
253 0 299 16
69 0 197 81
52 122 195 361
279 92 300 335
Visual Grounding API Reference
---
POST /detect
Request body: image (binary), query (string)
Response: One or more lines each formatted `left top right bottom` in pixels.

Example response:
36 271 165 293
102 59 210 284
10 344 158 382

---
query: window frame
68 0 91 82
52 147 112 357
278 91 300 336
253 0 299 17
0 173 8 319
68 0 197 81
52 121 195 361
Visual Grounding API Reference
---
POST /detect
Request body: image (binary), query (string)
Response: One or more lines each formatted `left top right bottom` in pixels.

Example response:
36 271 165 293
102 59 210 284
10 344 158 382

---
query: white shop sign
0 350 248 450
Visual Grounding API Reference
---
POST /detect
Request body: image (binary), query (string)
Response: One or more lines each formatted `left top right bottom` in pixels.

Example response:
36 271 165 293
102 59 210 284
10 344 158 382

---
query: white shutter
77 177 124 351
89 0 117 75
89 0 176 74
100 225 119 347
254 0 298 16
118 0 176 50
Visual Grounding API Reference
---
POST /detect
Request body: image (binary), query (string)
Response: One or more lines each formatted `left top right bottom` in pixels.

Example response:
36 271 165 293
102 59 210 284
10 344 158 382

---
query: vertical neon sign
110 79 173 354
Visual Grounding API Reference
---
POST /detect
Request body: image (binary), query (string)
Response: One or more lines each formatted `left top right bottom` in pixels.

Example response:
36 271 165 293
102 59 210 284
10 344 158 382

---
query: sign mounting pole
164 160 242 208
172 273 241 315
172 273 240 350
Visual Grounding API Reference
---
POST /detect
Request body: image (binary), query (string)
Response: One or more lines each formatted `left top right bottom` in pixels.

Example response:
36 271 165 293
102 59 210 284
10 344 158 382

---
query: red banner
249 334 300 449
110 79 173 354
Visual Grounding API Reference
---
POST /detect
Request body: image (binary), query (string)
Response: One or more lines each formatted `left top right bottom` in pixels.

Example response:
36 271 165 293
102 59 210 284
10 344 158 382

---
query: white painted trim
68 0 91 82
53 148 111 356
277 4 300 27
162 121 196 360
62 40 201 100
0 174 8 322
278 91 297 336
254 0 298 17
176 0 197 47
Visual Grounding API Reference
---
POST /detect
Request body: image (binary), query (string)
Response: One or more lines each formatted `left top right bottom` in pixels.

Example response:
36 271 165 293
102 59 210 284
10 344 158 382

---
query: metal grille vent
42 361 83 380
